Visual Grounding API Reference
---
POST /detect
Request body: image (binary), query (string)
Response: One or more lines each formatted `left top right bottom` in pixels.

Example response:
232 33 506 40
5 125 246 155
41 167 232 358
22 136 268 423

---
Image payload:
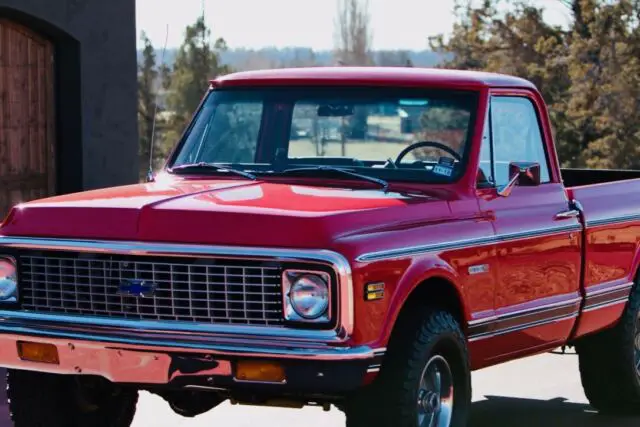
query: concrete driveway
0 349 638 426
131 349 640 427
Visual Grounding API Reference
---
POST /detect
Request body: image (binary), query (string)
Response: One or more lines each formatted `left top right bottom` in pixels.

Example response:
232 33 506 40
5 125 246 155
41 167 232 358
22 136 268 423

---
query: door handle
555 209 580 220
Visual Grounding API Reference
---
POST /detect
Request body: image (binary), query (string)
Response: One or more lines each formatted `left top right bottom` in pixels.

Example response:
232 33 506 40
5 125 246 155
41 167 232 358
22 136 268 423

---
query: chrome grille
19 252 284 326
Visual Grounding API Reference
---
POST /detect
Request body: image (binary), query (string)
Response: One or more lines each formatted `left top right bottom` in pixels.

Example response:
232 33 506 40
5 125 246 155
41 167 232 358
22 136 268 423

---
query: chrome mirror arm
497 171 520 197
495 161 541 197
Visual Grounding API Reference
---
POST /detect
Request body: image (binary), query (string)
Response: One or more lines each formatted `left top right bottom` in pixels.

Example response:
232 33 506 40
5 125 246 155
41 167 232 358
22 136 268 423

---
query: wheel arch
401 276 466 326
381 273 469 352
631 245 640 287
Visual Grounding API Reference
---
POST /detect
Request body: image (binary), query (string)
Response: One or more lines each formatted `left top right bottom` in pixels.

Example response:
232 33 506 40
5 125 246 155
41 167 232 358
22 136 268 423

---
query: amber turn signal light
365 282 385 301
17 341 60 365
235 360 286 383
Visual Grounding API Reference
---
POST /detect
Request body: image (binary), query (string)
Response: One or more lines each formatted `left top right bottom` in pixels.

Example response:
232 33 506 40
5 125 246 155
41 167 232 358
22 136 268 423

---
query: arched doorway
0 19 55 218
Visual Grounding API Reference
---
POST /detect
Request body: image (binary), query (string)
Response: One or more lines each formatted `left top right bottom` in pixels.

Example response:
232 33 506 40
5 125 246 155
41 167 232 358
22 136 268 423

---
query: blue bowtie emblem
118 279 157 298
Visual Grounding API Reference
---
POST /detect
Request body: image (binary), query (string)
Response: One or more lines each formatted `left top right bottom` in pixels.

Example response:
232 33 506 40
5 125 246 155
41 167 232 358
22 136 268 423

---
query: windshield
170 86 479 184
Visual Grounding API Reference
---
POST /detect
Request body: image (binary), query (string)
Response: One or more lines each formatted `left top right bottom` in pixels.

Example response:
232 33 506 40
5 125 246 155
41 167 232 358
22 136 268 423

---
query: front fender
352 253 467 350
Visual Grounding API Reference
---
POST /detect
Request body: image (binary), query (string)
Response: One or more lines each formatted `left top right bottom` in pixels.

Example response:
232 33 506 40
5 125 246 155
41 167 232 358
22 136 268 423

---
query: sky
135 0 573 51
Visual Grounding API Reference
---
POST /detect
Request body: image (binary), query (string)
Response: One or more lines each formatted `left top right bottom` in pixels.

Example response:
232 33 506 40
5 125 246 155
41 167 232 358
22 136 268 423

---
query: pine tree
163 16 232 150
429 0 640 169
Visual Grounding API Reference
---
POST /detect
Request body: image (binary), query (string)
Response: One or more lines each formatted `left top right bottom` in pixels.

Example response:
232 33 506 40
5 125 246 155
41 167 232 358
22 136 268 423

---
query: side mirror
497 161 541 197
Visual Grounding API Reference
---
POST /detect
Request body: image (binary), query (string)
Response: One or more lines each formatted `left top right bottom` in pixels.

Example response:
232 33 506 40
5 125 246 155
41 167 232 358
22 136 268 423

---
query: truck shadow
470 396 640 427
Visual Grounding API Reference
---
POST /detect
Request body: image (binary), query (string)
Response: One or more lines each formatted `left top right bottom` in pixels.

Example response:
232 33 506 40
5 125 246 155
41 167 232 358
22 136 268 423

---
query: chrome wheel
417 355 454 427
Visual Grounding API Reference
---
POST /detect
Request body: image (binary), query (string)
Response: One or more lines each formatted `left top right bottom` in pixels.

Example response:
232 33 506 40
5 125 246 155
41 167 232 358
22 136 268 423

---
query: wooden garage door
0 20 55 218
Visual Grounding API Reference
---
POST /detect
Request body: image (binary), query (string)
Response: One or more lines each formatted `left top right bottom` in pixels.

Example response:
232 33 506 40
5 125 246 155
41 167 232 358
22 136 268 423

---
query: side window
490 96 550 186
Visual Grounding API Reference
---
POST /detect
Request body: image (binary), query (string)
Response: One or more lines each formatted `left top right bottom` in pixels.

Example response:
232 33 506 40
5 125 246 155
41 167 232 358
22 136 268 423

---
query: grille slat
19 253 285 326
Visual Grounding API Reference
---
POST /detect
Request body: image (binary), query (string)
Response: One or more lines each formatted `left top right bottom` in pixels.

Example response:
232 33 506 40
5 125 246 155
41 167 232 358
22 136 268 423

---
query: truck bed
563 167 640 339
561 167 640 187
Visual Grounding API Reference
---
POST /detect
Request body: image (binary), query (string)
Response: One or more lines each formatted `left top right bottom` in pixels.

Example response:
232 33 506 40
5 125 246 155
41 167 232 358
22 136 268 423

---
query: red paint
0 67 638 384
211 67 537 91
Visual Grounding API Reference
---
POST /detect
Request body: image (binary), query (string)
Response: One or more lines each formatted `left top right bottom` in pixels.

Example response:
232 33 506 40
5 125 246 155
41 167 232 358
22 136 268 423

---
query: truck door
474 91 583 359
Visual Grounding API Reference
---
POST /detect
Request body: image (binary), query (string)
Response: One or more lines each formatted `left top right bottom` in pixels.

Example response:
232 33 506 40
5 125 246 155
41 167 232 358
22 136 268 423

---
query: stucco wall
0 0 139 193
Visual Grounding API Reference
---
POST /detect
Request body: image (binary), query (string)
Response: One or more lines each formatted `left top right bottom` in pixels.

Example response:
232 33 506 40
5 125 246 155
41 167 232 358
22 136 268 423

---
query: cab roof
212 66 537 90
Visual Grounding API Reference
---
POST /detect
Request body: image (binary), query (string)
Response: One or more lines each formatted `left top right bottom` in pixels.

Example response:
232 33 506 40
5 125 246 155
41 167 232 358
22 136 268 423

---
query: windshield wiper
275 166 389 192
169 162 257 180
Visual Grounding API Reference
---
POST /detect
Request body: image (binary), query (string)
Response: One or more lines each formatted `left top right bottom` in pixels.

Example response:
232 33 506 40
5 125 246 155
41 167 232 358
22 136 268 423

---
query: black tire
344 309 471 427
575 282 640 415
7 369 139 427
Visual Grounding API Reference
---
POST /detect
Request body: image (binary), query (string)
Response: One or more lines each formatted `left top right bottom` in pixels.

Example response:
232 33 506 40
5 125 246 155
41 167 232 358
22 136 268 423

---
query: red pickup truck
0 67 639 427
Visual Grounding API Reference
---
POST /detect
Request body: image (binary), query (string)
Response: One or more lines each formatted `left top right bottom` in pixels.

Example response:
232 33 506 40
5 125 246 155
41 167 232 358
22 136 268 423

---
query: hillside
137 47 446 71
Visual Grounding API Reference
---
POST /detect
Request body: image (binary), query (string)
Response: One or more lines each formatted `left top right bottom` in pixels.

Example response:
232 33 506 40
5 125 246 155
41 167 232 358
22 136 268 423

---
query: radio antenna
146 24 170 183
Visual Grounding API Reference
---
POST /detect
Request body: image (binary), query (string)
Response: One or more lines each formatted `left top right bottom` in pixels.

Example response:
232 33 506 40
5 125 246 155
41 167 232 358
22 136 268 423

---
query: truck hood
0 178 452 248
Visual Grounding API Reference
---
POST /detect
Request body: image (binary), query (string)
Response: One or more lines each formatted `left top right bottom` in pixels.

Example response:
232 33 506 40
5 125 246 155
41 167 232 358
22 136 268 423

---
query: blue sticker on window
433 165 454 177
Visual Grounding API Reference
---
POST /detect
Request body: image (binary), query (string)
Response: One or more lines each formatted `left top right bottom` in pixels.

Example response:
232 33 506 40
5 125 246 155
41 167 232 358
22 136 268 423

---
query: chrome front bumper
0 311 384 387
0 237 381 390
0 332 234 384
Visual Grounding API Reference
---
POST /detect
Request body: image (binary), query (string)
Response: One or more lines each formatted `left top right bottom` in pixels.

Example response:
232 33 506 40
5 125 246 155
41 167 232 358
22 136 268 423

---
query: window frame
477 103 496 187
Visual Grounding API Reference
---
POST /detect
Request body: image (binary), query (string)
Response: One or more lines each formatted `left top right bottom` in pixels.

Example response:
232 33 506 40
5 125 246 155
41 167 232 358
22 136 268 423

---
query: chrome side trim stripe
468 296 583 326
585 281 634 297
468 281 634 341
582 297 629 313
356 223 581 262
357 235 496 263
469 313 578 342
468 297 580 341
586 213 640 228
491 224 582 241
583 281 633 312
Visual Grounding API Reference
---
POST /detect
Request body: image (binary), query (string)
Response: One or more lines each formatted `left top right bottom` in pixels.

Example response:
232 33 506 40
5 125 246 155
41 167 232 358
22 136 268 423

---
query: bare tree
333 0 374 66
332 0 374 152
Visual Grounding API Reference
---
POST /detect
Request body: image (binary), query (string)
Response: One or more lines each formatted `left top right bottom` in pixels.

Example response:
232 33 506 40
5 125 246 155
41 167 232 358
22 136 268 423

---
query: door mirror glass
497 161 541 197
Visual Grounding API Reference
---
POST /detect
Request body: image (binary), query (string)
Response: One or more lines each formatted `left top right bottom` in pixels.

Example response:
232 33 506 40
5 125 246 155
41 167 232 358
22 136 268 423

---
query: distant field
288 114 422 161
288 139 416 161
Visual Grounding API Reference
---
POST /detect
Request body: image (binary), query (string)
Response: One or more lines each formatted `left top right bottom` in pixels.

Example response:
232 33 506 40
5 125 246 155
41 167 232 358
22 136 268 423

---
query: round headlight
289 274 329 320
0 257 17 302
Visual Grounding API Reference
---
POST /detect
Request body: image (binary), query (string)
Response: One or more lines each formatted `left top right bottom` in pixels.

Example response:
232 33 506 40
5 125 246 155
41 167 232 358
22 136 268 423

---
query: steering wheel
394 141 462 165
